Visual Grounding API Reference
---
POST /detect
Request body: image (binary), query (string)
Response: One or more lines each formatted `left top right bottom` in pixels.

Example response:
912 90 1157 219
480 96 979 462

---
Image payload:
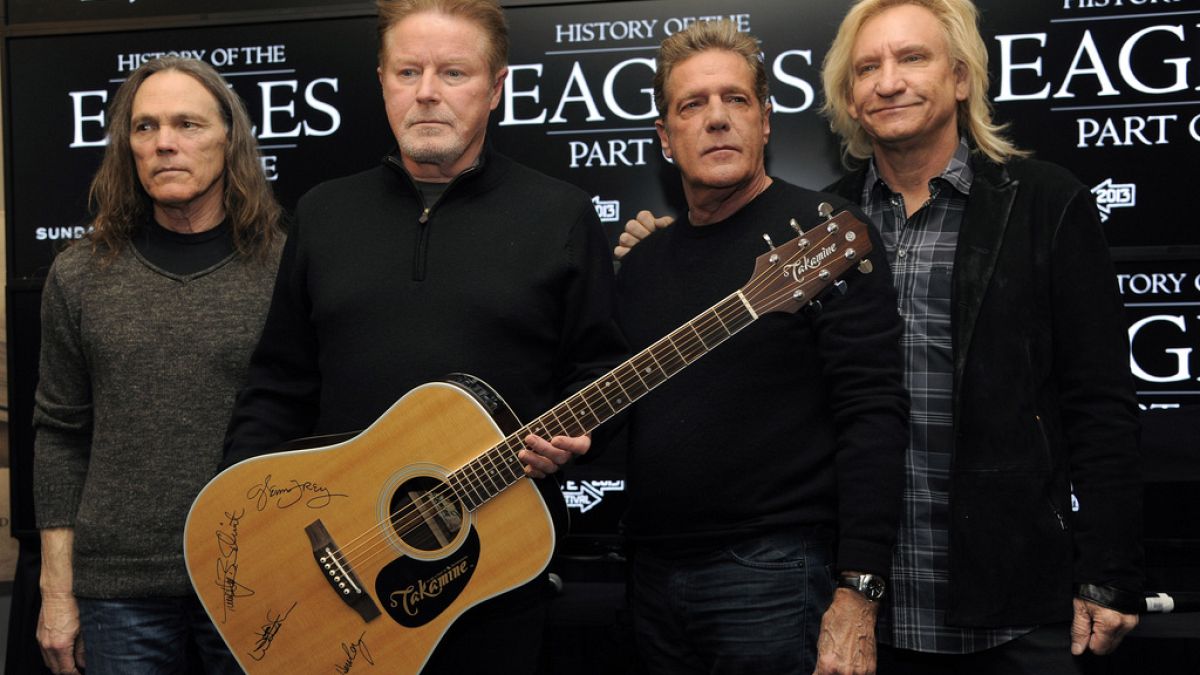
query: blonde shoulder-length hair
820 0 1027 167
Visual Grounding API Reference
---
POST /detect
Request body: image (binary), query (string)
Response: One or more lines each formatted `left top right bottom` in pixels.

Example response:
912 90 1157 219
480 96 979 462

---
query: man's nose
416 71 441 102
155 127 178 153
705 100 732 131
875 61 906 97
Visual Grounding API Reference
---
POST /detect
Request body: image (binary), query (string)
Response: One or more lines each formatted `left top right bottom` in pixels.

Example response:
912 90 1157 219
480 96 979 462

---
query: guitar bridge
304 519 381 623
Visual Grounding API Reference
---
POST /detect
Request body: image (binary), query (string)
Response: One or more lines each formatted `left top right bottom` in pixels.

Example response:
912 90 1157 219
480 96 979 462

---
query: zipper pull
419 207 431 224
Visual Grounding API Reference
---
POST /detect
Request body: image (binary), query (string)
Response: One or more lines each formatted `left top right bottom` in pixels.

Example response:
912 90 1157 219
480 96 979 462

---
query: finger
1087 611 1135 655
518 449 554 477
1103 615 1137 654
613 244 630 260
624 217 653 239
1070 601 1092 656
632 210 658 234
653 214 676 228
525 434 571 463
549 434 590 457
76 635 87 670
618 232 641 247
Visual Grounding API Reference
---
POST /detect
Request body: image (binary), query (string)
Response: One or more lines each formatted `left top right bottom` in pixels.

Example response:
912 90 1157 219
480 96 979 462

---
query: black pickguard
374 528 480 628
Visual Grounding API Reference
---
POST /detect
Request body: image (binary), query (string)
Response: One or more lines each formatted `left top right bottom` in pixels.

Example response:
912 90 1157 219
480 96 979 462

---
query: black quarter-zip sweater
224 147 628 483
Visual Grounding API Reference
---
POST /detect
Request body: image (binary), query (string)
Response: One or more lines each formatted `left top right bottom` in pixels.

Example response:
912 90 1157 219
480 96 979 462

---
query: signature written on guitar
246 474 349 511
334 632 375 674
214 509 255 623
248 601 298 662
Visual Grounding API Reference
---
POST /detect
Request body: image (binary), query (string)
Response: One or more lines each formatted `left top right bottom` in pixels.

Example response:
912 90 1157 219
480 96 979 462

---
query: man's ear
489 67 509 111
655 118 673 160
762 101 772 145
954 61 969 102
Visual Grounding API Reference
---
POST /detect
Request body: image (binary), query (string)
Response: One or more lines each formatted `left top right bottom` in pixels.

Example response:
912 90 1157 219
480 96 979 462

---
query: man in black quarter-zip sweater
222 2 626 673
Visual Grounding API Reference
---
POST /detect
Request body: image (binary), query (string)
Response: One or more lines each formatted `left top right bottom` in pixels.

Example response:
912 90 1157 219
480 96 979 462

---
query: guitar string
331 226 856 567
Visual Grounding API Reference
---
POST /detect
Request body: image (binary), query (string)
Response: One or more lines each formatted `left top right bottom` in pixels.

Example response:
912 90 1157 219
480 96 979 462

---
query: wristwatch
838 573 886 602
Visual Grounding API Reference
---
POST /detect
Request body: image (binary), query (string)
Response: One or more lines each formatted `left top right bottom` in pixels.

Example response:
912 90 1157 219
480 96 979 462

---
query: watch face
862 576 886 601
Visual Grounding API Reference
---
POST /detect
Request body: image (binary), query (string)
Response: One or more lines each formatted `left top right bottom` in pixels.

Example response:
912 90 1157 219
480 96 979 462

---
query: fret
446 472 478 511
677 323 712 359
628 352 664 392
552 401 586 437
526 420 552 441
664 330 690 365
716 297 753 332
647 335 688 380
710 304 732 333
487 450 517 488
579 386 616 422
473 455 503 496
494 445 524 483
609 379 631 409
610 363 645 405
563 395 599 433
451 465 484 510
542 406 569 438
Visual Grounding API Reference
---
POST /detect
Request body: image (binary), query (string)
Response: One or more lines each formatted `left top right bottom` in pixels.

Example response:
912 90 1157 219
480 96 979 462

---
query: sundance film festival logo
1091 178 1136 222
563 479 625 513
592 195 621 223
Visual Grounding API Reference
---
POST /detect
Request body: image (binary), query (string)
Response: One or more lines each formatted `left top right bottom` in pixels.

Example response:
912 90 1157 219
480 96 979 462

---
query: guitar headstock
741 207 874 316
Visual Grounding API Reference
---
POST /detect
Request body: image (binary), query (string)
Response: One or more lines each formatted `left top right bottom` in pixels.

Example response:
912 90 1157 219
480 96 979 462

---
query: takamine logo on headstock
743 203 875 317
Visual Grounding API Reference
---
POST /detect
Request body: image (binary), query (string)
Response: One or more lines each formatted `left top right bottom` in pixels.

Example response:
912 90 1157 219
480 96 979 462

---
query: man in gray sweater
32 57 283 675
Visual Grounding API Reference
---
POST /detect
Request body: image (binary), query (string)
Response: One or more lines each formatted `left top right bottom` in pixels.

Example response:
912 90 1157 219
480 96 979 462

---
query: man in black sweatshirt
615 19 908 675
223 1 626 673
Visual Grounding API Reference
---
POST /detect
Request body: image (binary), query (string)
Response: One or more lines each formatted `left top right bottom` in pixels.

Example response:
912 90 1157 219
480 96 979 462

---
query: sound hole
388 476 464 552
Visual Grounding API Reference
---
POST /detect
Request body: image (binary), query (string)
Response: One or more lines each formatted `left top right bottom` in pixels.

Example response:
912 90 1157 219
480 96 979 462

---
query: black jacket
828 154 1142 627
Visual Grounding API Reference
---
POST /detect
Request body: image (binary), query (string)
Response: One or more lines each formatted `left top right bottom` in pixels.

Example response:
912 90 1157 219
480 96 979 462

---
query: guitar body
184 378 554 674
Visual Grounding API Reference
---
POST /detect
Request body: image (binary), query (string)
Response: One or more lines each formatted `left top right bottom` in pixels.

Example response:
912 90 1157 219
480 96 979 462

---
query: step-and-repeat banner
5 0 1198 406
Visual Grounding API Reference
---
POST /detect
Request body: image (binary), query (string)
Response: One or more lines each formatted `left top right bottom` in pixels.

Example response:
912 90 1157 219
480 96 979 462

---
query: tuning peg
818 202 833 219
858 259 874 274
833 280 848 295
762 233 776 250
789 218 802 234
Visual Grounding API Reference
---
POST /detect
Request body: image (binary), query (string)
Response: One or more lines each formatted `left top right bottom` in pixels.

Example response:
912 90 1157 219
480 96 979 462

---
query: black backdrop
4 2 1198 673
4 0 1198 568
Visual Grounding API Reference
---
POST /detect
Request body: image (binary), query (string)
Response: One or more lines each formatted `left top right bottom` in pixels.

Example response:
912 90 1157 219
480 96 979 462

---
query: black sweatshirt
615 180 908 576
224 148 627 475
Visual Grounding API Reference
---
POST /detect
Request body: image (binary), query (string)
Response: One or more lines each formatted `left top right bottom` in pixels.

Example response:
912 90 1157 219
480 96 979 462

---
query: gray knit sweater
33 239 281 598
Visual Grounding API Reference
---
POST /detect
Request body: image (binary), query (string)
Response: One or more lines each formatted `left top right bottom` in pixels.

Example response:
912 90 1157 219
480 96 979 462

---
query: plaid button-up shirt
860 138 1034 653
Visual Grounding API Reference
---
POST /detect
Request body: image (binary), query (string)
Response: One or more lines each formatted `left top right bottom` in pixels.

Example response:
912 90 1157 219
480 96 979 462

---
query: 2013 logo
1090 178 1136 223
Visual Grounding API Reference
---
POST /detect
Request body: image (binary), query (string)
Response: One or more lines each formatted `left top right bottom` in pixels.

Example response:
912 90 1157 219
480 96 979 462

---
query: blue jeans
630 529 834 674
77 596 242 675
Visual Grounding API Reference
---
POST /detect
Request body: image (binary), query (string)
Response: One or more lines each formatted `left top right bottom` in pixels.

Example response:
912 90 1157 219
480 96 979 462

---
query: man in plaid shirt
821 0 1142 672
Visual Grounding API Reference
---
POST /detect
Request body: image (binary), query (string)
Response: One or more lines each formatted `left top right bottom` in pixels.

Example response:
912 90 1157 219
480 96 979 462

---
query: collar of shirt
861 136 975 210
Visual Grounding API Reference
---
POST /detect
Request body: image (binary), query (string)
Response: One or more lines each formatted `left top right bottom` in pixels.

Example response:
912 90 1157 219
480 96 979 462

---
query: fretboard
448 292 757 511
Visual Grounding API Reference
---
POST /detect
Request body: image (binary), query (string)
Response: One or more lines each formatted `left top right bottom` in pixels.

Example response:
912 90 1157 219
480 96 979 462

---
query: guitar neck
449 291 757 511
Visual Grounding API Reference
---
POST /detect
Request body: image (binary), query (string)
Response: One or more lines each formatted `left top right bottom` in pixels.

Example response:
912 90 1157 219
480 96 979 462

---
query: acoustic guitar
183 206 874 673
